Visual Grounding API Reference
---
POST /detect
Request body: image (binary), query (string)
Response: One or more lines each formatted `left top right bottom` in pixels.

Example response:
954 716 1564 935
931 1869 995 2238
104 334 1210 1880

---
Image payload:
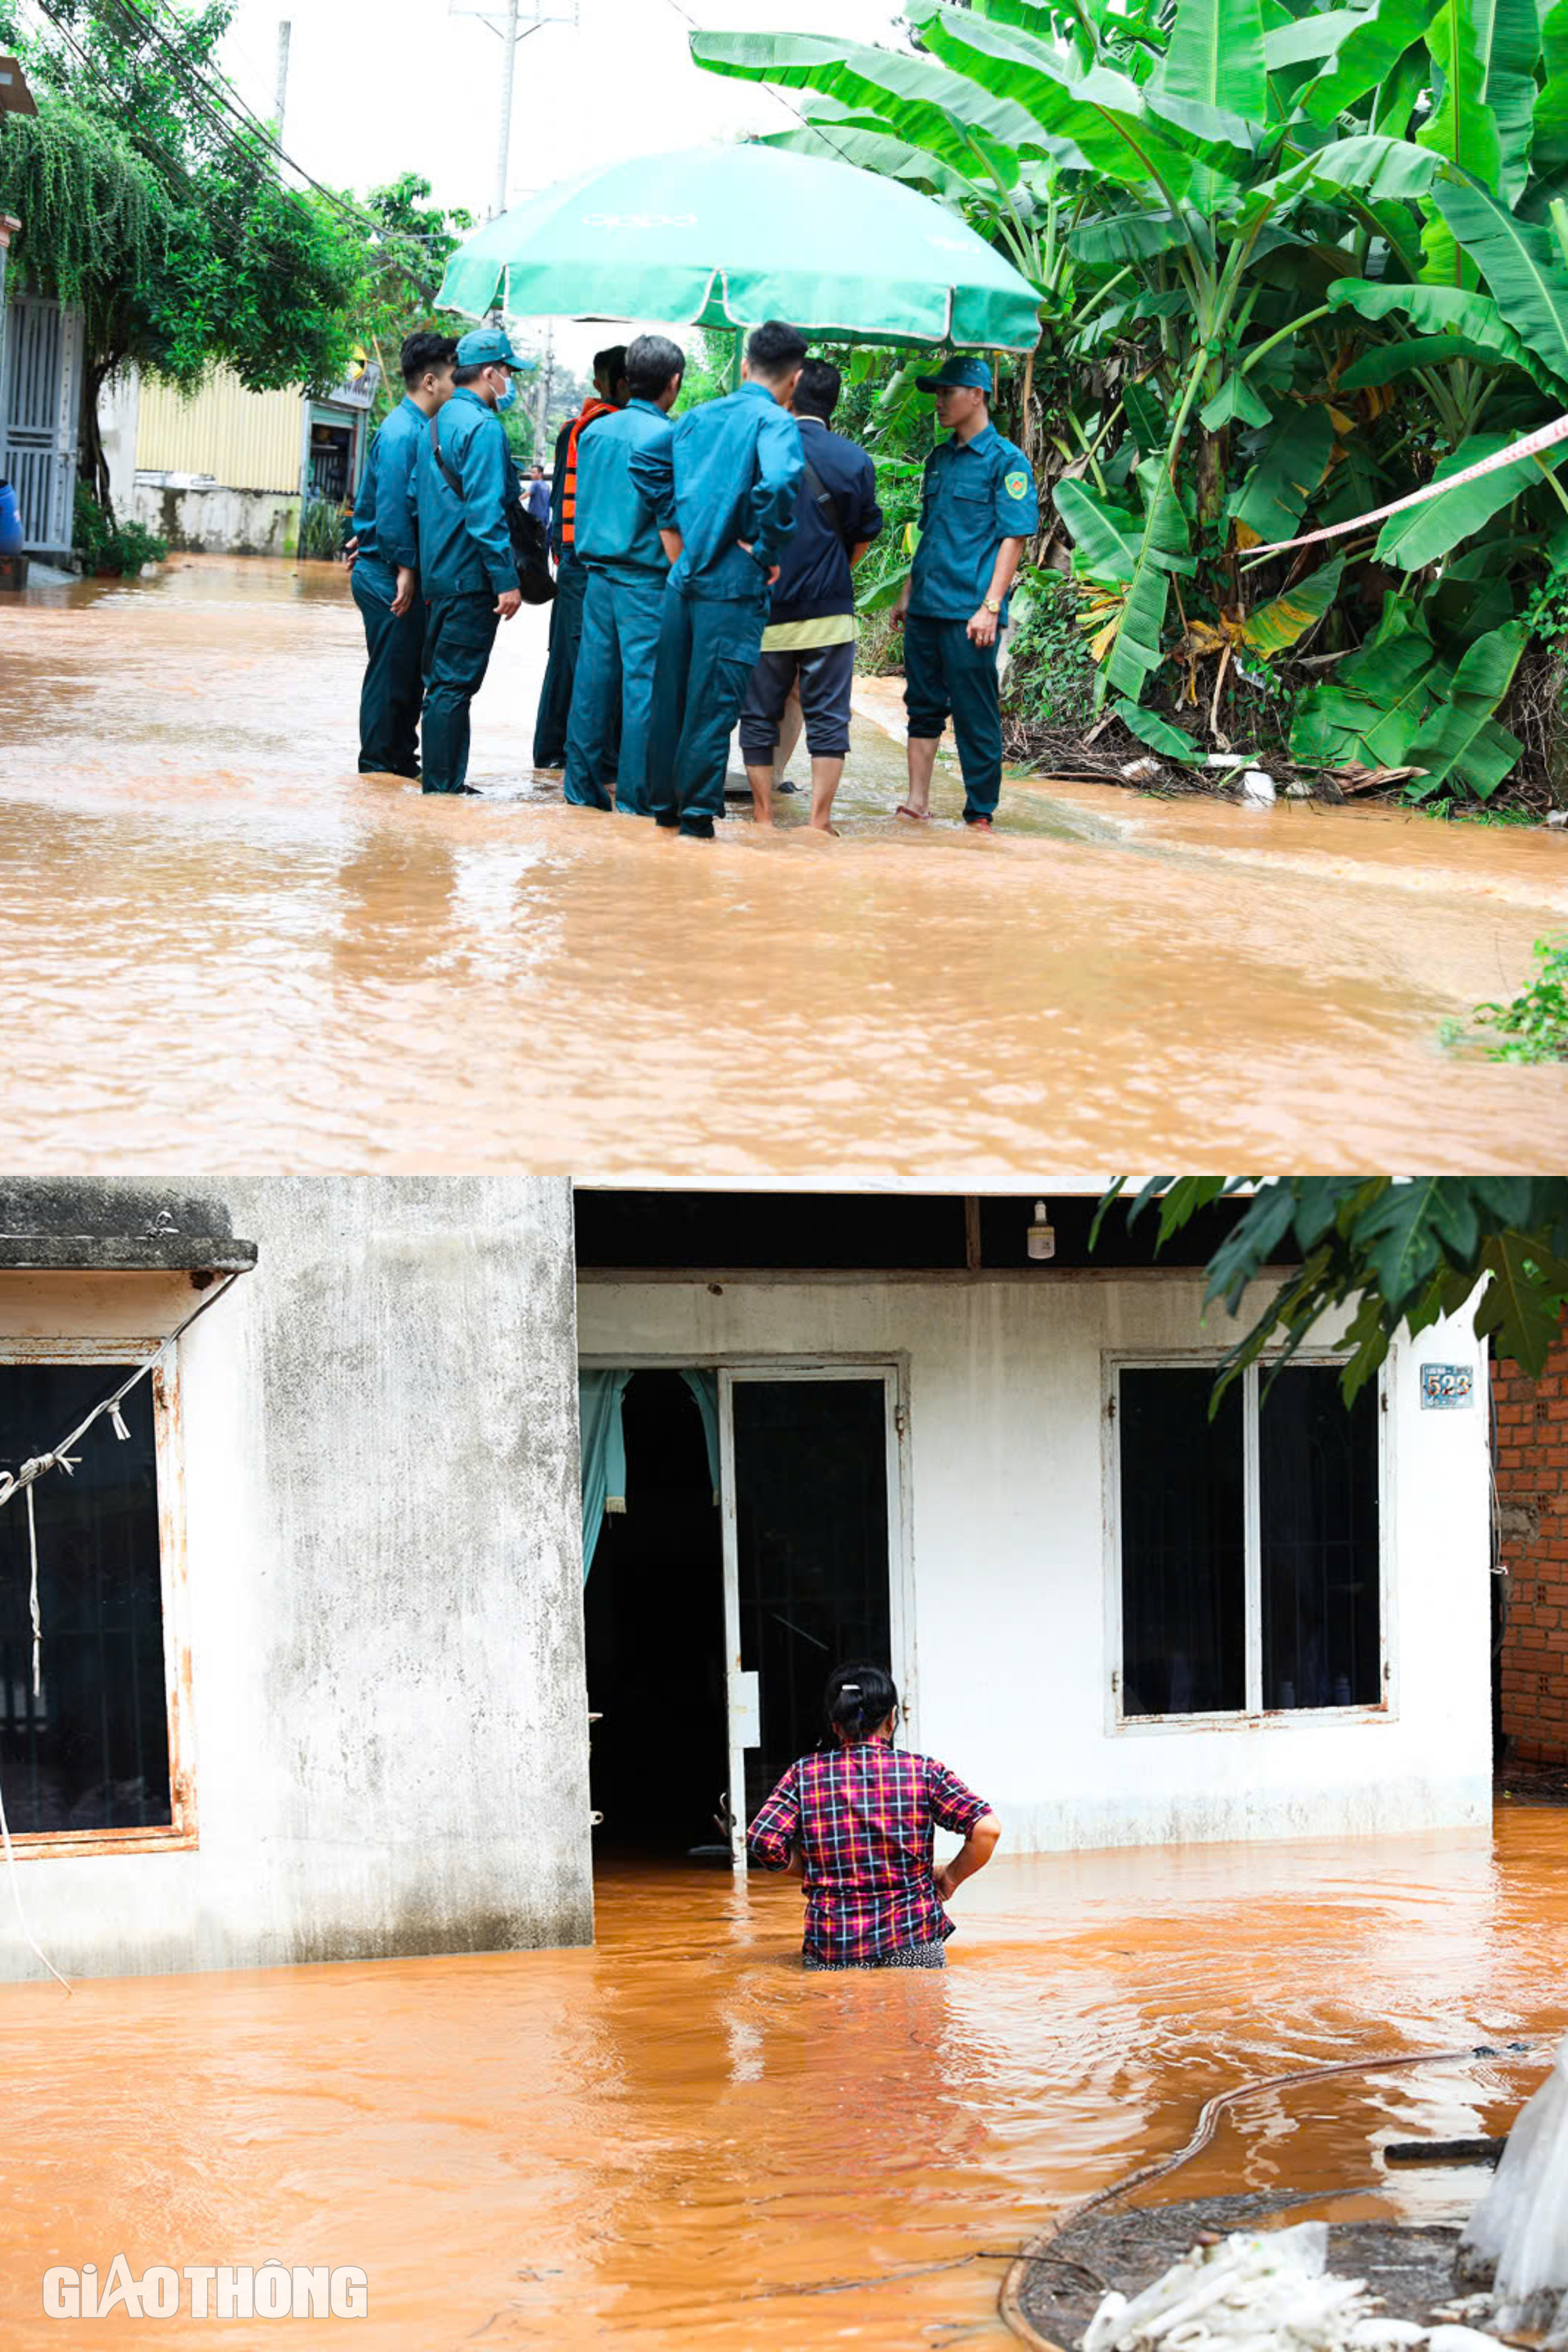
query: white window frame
1102 1348 1394 1735
0 1336 196 1857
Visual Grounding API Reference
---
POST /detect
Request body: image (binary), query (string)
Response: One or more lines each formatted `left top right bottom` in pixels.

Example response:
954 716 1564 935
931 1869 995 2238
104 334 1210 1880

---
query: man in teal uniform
347 331 456 779
891 354 1038 830
562 333 684 815
397 325 527 796
630 318 806 839
532 345 627 772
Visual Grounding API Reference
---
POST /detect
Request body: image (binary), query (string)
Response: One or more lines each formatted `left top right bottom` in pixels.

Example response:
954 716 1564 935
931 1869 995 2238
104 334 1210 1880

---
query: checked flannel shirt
746 1739 990 1965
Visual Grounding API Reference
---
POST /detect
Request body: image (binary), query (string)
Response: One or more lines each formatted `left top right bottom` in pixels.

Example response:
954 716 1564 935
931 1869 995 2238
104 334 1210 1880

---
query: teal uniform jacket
574 397 675 576
408 387 521 602
350 393 423 582
908 423 1038 624
627 380 802 601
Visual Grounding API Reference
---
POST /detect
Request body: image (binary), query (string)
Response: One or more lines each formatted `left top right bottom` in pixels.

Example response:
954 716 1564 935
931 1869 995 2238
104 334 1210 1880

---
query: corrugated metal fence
135 370 301 494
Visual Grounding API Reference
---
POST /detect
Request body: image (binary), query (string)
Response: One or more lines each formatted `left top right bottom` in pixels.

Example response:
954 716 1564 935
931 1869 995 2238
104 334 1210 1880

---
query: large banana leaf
1200 371 1273 427
1054 480 1141 581
1326 274 1544 383
1403 620 1528 797
1263 10 1366 69
760 119 976 201
1432 176 1568 384
1243 133 1443 225
1471 0 1541 205
688 31 1066 183
1303 0 1443 122
1289 619 1444 766
1240 554 1346 655
906 2 1252 199
1069 209 1197 264
1418 0 1504 281
1338 332 1497 387
1376 430 1568 568
1105 458 1196 702
1229 405 1336 542
1156 0 1269 119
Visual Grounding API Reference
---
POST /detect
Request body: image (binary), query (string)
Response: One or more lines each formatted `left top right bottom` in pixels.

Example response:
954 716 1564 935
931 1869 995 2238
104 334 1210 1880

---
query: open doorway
583 1372 728 1857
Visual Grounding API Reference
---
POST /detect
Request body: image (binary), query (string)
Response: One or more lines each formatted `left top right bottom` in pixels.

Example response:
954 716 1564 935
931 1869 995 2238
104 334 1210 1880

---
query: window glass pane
1120 1369 1245 1715
1260 1367 1380 1710
0 1367 170 1833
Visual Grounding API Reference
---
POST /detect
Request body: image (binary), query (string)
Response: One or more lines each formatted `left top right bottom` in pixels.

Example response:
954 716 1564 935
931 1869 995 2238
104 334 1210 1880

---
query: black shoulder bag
428 415 555 605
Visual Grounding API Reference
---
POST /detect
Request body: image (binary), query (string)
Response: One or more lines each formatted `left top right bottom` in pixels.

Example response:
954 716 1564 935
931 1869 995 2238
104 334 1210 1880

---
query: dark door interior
732 1376 892 1824
583 1372 728 1857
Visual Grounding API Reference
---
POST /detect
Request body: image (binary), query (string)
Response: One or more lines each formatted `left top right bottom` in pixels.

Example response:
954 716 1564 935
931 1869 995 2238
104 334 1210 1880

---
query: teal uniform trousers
902 614 1004 822
532 555 586 768
351 554 425 778
644 584 769 838
563 568 665 814
422 591 501 794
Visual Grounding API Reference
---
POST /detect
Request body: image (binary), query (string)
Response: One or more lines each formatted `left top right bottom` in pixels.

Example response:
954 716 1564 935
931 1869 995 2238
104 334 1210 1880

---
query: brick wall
1494 1319 1568 1764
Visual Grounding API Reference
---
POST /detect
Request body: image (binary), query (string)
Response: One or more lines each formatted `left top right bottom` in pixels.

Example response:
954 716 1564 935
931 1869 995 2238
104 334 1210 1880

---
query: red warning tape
1250 409 1568 557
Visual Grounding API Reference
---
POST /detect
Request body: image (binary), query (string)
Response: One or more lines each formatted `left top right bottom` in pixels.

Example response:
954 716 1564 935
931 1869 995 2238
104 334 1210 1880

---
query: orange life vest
560 397 617 552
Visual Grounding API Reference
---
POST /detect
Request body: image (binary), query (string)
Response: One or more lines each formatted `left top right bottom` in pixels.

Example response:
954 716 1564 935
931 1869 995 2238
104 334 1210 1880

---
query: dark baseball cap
915 353 993 394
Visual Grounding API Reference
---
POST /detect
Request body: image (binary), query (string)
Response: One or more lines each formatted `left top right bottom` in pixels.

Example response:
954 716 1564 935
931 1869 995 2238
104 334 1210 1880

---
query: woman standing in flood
746 1662 1001 1971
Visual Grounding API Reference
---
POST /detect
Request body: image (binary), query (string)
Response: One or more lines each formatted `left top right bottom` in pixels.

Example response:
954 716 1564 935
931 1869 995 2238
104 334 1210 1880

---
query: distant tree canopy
0 0 440 510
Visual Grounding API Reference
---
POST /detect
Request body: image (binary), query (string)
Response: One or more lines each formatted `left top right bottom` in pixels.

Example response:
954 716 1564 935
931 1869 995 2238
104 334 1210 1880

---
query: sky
214 0 909 369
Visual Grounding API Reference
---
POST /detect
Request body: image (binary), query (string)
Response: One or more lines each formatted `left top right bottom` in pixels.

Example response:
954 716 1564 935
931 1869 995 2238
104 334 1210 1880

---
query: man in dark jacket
738 358 882 833
532 345 627 772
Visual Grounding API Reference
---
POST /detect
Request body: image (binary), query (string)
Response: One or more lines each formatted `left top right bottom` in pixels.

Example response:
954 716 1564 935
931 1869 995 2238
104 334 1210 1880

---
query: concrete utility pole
274 20 292 137
492 0 520 220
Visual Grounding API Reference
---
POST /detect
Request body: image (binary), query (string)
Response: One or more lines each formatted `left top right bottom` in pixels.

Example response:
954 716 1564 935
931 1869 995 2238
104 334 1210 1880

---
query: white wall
575 1276 1494 1853
0 1178 592 1981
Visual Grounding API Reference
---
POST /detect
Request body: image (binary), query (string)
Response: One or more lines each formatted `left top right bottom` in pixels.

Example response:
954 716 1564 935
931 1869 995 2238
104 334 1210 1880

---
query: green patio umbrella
435 141 1041 352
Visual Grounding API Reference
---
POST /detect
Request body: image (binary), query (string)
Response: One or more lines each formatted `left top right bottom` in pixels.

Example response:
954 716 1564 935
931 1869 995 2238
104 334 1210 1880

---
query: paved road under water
2 558 1567 1174
0 1809 1562 2349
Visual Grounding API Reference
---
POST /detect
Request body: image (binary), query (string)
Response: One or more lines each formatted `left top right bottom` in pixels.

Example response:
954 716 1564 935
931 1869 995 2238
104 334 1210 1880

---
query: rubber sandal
895 803 931 821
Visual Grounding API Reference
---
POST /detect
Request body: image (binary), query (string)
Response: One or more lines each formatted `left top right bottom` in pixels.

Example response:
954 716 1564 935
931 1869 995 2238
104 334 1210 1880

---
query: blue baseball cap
456 326 529 369
915 353 993 394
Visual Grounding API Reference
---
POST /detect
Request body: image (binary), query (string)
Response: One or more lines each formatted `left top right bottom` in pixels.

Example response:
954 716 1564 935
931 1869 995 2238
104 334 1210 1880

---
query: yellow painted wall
135 369 301 495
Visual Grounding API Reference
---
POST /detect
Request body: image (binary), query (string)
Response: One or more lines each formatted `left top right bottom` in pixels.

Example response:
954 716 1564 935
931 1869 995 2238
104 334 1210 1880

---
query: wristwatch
983 597 1001 614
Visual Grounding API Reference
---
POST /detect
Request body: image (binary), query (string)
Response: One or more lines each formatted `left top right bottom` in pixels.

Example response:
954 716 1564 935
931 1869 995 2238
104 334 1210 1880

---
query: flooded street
1 557 1566 1174
0 1809 1561 2350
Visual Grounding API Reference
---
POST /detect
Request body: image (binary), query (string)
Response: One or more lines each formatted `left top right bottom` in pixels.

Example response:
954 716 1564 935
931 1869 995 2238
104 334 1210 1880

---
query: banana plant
691 0 1568 799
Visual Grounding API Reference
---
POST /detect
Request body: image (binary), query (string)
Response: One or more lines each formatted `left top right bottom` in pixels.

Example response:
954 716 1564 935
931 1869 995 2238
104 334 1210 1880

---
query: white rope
0 1269 245 1993
1248 408 1568 557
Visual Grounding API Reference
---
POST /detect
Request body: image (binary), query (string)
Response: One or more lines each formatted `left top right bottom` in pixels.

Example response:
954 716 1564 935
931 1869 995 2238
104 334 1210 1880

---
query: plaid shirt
747 1740 990 1965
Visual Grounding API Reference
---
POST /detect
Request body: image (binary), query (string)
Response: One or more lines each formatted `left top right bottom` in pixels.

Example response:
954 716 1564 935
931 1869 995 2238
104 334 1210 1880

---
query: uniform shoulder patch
1004 468 1029 499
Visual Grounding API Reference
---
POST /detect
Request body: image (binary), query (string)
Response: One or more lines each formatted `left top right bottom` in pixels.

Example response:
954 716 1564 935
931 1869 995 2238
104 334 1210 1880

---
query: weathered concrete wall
1493 1316 1568 1764
0 1178 591 1981
577 1276 1494 1853
129 481 299 557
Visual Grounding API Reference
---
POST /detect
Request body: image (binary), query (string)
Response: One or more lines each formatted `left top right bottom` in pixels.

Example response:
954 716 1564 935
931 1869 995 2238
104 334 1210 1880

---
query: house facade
0 1183 1494 1985
1492 1316 1568 1767
100 364 378 557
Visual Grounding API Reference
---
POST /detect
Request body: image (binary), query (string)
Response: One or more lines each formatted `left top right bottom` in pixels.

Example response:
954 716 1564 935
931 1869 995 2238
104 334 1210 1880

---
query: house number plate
1421 1363 1474 1407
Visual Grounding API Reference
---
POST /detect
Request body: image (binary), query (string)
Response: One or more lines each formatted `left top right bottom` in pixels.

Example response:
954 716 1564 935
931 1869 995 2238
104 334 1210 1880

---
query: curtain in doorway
679 1370 720 1505
579 1367 721 1582
579 1370 633 1581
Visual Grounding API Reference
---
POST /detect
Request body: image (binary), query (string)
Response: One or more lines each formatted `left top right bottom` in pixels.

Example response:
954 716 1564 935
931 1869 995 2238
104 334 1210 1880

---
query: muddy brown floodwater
2 557 1567 1175
0 1808 1563 2350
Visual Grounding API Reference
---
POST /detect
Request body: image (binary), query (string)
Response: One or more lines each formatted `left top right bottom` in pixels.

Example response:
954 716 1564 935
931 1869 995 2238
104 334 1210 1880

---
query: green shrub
72 485 167 576
1002 572 1098 732
296 492 346 561
1465 936 1568 1062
